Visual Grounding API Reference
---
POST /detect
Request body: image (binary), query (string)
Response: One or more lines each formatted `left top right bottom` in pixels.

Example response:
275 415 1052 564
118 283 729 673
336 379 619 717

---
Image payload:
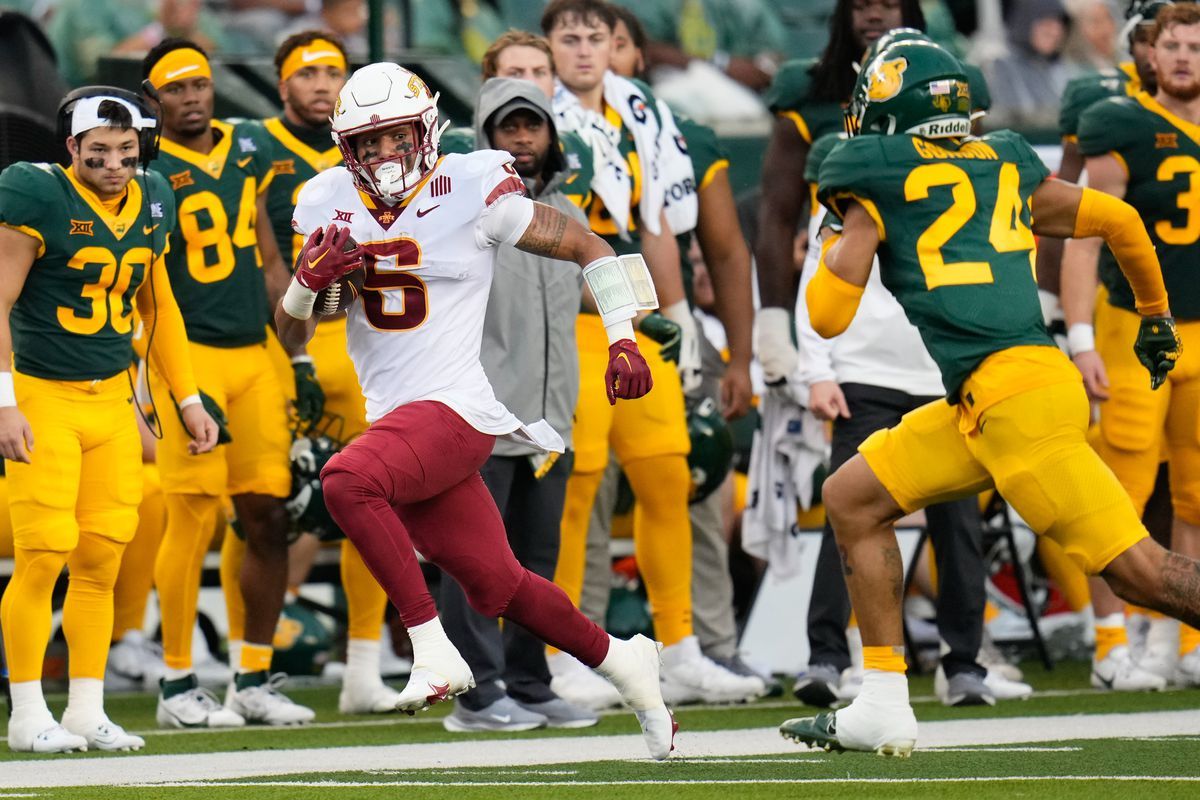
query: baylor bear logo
866 57 908 102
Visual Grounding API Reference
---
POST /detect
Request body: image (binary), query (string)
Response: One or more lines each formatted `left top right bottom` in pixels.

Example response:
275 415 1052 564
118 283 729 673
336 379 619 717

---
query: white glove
662 299 703 395
755 306 799 385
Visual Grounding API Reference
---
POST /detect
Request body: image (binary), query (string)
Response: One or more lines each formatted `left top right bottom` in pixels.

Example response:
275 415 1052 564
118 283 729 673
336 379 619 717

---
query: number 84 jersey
1079 95 1200 321
817 130 1054 399
292 150 533 432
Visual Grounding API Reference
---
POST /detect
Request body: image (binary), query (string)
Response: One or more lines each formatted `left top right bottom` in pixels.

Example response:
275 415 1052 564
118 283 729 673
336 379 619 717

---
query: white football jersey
293 151 562 451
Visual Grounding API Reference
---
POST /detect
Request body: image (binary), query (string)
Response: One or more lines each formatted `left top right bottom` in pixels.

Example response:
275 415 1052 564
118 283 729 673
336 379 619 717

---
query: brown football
315 268 364 316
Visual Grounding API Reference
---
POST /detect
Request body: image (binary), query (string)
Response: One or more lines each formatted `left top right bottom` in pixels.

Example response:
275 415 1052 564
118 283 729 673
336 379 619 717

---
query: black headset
56 85 162 166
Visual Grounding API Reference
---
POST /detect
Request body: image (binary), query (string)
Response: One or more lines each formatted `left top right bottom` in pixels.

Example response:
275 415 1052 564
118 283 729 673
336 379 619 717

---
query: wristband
1067 323 1095 355
178 393 202 410
282 278 317 320
0 372 15 408
290 355 314 365
603 318 636 345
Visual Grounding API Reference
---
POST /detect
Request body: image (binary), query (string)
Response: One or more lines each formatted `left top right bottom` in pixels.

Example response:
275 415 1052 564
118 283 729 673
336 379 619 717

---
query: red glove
605 339 653 405
295 224 363 292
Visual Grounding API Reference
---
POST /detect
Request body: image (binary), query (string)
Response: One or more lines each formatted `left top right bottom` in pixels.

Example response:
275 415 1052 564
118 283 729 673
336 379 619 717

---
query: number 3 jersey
1079 94 1200 321
817 131 1053 399
150 119 275 347
0 162 175 380
292 151 555 442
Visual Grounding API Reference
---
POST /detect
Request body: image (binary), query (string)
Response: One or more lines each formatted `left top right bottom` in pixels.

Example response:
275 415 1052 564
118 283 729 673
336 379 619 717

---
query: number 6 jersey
292 150 554 441
817 131 1053 399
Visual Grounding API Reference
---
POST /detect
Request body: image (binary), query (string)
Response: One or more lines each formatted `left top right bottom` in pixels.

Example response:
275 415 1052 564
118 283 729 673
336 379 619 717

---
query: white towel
656 98 698 236
553 72 665 238
742 386 829 578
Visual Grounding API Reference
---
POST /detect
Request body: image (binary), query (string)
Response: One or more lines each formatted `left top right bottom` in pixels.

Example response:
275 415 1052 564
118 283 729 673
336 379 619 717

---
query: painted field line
4 709 1198 789
126 776 1200 788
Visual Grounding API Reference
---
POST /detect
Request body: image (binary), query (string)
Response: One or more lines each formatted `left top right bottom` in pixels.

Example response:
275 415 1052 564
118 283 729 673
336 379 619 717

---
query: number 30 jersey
292 151 531 432
151 119 275 347
1079 95 1200 321
817 131 1053 398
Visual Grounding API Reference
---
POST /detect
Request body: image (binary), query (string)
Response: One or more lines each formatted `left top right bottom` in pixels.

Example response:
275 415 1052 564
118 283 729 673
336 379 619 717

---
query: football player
275 61 675 760
780 39 1194 756
143 39 315 726
0 88 217 752
257 30 403 715
1063 1 1200 688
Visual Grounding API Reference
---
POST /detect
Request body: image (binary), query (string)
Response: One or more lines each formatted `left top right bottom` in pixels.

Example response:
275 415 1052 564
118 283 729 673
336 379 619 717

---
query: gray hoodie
475 78 587 456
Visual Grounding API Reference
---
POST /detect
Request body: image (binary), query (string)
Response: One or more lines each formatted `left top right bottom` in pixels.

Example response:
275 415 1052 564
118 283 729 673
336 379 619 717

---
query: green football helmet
846 40 971 139
270 601 334 677
286 417 347 542
687 396 734 504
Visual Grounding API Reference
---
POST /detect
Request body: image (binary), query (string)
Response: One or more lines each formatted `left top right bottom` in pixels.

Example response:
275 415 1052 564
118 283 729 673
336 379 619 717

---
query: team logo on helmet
866 57 908 102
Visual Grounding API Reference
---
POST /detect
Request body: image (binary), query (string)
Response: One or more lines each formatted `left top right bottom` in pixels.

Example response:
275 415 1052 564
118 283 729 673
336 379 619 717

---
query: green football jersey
767 58 991 145
672 115 730 305
441 126 594 210
150 118 275 348
1078 94 1200 320
818 131 1053 398
1058 62 1140 140
261 116 341 269
0 162 175 381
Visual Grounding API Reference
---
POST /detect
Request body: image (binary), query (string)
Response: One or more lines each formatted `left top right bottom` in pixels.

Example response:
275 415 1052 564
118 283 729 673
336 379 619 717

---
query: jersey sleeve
292 170 340 238
1058 73 1123 140
477 150 528 208
763 59 813 116
816 137 889 239
246 122 277 193
1077 97 1141 157
984 130 1051 183
677 116 729 191
439 127 475 156
963 62 991 113
0 162 56 256
144 168 177 240
804 132 846 184
558 130 594 208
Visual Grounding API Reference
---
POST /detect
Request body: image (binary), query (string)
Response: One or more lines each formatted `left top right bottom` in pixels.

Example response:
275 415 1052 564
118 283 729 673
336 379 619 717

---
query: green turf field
3 660 1198 798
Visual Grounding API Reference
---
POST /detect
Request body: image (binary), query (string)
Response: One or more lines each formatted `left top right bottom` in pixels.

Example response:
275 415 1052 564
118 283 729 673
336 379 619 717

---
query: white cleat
339 674 403 714
1175 647 1200 687
105 629 165 691
157 678 245 728
595 634 677 761
7 715 88 754
984 668 1034 700
395 643 475 714
834 696 918 756
659 636 765 705
227 674 316 725
548 651 623 710
61 714 145 752
1139 619 1180 684
1092 645 1168 691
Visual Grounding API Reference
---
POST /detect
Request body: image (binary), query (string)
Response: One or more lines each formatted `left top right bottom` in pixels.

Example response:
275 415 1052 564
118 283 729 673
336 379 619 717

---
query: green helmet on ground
687 396 734 504
847 40 971 140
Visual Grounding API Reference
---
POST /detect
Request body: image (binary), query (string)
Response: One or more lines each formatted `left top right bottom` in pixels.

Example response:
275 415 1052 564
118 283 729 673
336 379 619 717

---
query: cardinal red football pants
322 401 609 667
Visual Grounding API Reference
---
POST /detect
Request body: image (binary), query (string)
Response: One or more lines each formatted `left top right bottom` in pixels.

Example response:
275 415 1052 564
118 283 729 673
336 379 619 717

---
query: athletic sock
1094 612 1128 661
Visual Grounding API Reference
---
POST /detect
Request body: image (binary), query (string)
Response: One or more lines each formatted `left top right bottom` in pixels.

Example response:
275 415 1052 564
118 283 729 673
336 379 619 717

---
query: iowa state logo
866 56 908 102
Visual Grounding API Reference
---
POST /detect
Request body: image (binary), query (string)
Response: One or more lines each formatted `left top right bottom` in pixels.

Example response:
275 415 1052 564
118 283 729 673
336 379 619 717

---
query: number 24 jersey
817 131 1053 399
292 151 530 430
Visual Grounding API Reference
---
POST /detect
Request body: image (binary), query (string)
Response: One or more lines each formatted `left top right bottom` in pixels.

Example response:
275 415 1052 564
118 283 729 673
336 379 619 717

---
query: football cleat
781 702 917 758
7 715 88 754
158 674 245 728
339 674 403 714
105 629 165 690
395 643 475 714
1091 645 1167 691
60 714 145 752
1175 647 1200 687
548 651 623 710
227 673 316 725
660 636 765 705
984 668 1034 700
595 634 677 760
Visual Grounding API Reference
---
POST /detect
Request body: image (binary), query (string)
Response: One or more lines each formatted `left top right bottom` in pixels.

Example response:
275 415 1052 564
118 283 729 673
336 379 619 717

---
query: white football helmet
331 63 443 201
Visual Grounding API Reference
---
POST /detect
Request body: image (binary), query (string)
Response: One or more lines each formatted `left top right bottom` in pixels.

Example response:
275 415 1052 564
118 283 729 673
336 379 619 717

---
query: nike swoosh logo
415 205 440 218
426 681 451 704
143 224 159 235
302 50 340 63
237 157 253 168
491 714 512 723
1093 671 1114 690
308 250 329 269
616 352 631 368
165 65 199 80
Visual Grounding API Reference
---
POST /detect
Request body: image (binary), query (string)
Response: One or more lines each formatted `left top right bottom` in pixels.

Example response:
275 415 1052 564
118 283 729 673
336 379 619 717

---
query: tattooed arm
514 201 614 268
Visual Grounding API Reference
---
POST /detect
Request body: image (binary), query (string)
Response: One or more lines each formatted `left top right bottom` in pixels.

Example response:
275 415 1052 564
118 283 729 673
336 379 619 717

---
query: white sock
63 677 105 722
594 635 624 678
227 640 243 676
1095 612 1124 629
855 669 910 706
164 667 193 681
345 638 382 679
406 617 451 663
9 680 51 721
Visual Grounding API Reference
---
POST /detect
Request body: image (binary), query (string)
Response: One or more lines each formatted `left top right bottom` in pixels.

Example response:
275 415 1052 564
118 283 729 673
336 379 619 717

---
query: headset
56 84 162 167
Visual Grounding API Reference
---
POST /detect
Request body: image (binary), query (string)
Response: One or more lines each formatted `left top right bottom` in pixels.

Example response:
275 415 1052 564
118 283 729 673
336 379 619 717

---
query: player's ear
66 135 79 159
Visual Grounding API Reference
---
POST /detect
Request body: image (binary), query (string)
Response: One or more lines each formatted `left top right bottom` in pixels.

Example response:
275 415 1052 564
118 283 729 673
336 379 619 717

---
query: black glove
1134 315 1182 390
637 313 682 364
292 359 325 426
176 389 231 444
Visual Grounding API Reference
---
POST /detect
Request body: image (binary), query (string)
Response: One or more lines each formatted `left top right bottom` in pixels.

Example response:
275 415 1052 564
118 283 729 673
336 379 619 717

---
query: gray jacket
475 78 586 456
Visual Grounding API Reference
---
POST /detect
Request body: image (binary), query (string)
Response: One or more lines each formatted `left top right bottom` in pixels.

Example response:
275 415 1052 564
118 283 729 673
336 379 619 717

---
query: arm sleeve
805 232 865 339
475 193 536 249
134 252 198 400
795 223 837 384
1073 187 1170 316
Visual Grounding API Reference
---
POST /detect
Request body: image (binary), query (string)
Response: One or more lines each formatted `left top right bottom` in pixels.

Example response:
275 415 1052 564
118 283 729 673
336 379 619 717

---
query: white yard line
2 709 1197 789
122 776 1200 788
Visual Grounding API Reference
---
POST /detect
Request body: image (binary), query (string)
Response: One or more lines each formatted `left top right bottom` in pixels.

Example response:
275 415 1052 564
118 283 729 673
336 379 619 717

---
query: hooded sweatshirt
474 78 588 456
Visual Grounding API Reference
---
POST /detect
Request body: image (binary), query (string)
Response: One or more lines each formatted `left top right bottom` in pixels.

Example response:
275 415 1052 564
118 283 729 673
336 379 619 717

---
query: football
315 268 364 316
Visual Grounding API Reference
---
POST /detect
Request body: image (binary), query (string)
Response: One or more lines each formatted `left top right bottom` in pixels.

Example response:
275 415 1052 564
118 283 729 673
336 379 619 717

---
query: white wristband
662 298 697 334
1067 323 1095 355
0 372 15 408
178 393 202 410
282 278 317 320
290 355 314 366
603 318 636 345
